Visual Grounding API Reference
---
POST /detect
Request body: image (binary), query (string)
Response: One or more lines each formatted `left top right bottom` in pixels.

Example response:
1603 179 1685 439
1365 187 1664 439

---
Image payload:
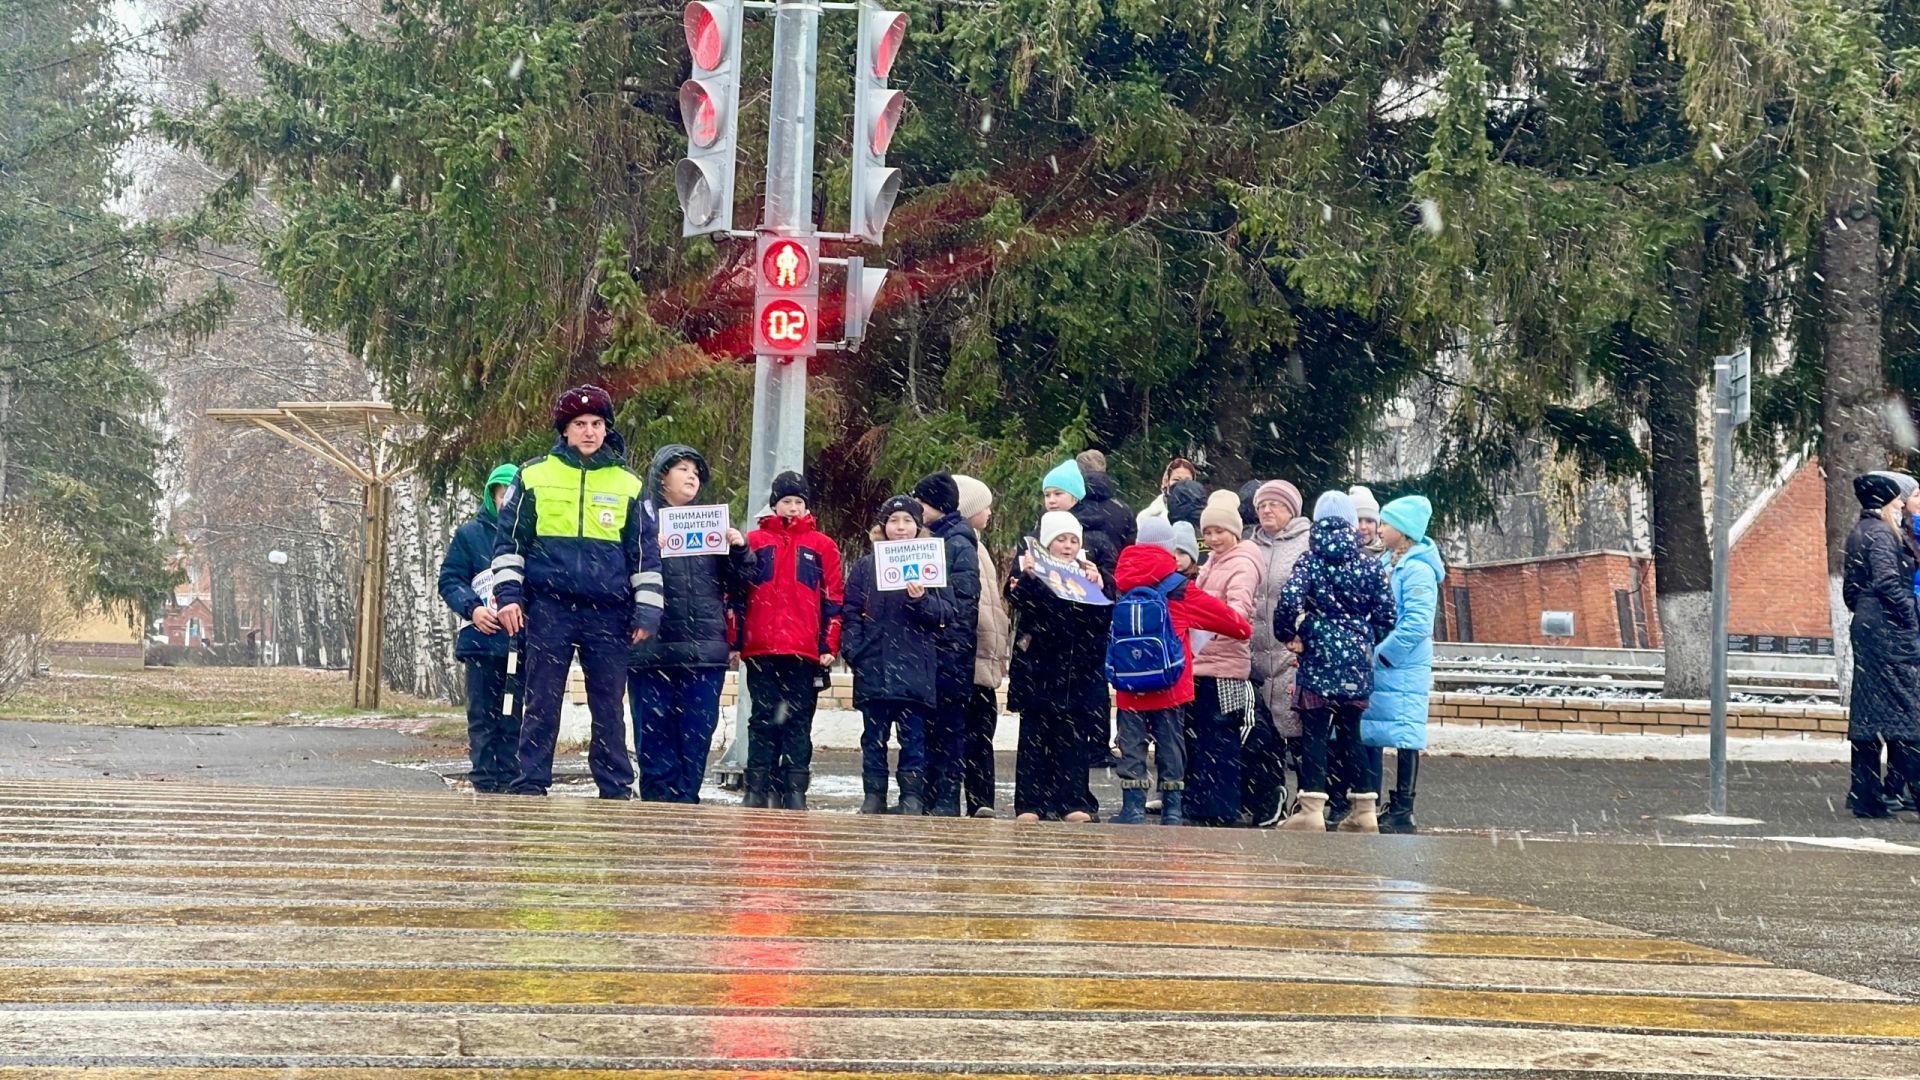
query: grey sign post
1709 346 1751 814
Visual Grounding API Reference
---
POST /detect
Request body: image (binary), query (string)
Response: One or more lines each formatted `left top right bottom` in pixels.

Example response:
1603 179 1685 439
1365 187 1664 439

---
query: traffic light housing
675 0 744 236
849 6 907 244
843 256 890 343
754 233 819 357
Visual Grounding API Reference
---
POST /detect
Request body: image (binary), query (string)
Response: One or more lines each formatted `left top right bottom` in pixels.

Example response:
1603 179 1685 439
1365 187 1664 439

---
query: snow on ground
555 706 1848 765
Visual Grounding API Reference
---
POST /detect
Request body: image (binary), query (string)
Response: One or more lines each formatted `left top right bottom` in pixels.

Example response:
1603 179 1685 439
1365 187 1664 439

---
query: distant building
1439 457 1833 656
47 600 144 671
1439 551 1658 649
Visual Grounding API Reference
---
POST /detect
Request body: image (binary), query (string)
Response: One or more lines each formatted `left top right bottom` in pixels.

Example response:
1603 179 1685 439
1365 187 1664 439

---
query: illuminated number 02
767 308 806 343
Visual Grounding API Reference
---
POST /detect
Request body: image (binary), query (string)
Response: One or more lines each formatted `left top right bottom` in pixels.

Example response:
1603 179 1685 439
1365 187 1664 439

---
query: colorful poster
1023 539 1112 606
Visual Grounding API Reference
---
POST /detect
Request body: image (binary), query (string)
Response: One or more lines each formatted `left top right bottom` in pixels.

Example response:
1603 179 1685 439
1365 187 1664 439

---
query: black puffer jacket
1844 511 1920 741
629 444 749 670
843 543 955 708
1006 565 1111 715
438 505 520 661
1071 475 1129 600
925 512 982 683
1164 480 1207 530
1078 470 1137 548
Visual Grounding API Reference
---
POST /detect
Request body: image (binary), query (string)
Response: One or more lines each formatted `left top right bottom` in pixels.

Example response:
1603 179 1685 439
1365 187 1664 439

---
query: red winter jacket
1111 544 1252 711
738 513 844 659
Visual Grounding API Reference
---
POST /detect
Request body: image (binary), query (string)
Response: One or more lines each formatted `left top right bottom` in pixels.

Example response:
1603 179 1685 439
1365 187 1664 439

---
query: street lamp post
267 550 288 667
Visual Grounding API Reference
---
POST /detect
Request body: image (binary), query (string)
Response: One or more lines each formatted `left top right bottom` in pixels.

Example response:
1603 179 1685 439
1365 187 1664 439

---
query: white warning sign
658 504 730 558
874 538 947 592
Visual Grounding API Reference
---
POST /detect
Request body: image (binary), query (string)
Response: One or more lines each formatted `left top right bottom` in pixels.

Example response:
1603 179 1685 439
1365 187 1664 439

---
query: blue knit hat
1312 489 1357 527
1379 495 1433 544
1042 459 1086 500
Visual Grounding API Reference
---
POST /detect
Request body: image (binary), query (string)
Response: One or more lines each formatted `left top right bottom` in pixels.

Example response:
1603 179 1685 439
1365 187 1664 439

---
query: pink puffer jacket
1192 539 1264 679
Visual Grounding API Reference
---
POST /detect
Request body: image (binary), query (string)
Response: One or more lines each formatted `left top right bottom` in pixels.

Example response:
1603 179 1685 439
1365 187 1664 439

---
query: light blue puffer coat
1361 540 1445 750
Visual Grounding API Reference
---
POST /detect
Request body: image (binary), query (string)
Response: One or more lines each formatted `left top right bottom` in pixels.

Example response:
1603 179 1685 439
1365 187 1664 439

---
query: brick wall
1727 459 1832 639
1440 552 1659 648
1429 692 1847 739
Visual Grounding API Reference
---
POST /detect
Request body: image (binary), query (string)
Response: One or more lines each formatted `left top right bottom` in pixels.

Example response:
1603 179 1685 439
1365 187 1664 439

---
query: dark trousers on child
629 666 725 803
1185 676 1249 824
463 656 522 794
1299 700 1379 797
924 667 970 815
1015 706 1100 818
862 700 928 784
963 684 999 815
1117 708 1186 791
745 655 820 795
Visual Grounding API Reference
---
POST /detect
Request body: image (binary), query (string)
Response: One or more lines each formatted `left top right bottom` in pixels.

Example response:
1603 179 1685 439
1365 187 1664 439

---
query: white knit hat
1348 484 1380 521
1039 511 1083 549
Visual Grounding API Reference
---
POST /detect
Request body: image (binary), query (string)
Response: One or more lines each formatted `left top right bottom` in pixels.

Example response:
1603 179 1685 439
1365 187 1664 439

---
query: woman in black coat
1843 471 1920 818
1007 511 1112 822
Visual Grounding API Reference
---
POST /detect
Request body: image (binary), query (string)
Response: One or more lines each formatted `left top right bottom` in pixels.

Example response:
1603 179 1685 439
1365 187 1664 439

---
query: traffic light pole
1708 358 1732 816
718 0 821 785
1706 347 1748 817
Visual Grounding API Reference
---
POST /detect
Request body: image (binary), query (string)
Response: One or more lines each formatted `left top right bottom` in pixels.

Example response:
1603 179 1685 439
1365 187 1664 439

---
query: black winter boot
1380 792 1418 834
742 769 771 809
896 771 926 816
859 774 888 815
1851 740 1892 818
1381 750 1420 833
782 769 810 811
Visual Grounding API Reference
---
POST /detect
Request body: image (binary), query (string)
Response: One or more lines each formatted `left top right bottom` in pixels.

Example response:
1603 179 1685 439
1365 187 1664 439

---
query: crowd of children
446 394 1443 830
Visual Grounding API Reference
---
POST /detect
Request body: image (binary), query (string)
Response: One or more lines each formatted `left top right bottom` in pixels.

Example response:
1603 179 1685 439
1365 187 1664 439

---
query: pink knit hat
1254 479 1302 518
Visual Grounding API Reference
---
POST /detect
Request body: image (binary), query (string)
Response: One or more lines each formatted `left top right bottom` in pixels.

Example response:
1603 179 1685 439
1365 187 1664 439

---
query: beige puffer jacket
1249 517 1313 735
973 541 1012 688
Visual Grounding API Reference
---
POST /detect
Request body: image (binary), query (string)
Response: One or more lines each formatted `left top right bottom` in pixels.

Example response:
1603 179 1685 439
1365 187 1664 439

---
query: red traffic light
684 3 727 70
869 12 907 79
868 90 906 155
760 238 812 289
759 299 811 351
679 80 722 147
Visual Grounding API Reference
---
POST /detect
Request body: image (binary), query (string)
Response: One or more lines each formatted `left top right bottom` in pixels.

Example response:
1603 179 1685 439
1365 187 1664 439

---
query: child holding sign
843 495 954 815
1007 512 1110 822
628 445 748 804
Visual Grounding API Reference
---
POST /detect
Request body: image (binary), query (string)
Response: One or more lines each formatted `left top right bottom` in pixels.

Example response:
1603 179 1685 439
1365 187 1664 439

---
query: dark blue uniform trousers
629 666 725 803
511 597 635 798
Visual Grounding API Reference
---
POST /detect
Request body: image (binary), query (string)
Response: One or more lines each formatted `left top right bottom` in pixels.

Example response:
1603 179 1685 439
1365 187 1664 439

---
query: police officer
491 386 663 798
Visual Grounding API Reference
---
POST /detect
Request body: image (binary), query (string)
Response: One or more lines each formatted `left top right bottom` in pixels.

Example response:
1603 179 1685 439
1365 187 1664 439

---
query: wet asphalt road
1 777 1917 1077
3 717 1917 1013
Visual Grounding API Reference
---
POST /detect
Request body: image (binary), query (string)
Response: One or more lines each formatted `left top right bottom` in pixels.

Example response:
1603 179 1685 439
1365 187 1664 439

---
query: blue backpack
1105 574 1188 693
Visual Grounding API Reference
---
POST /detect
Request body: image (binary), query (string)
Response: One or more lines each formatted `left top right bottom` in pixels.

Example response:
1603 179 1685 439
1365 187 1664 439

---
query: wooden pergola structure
207 402 415 708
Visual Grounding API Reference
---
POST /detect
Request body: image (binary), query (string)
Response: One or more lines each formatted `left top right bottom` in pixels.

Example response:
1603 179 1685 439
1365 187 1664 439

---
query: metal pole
717 0 819 785
1709 359 1732 814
